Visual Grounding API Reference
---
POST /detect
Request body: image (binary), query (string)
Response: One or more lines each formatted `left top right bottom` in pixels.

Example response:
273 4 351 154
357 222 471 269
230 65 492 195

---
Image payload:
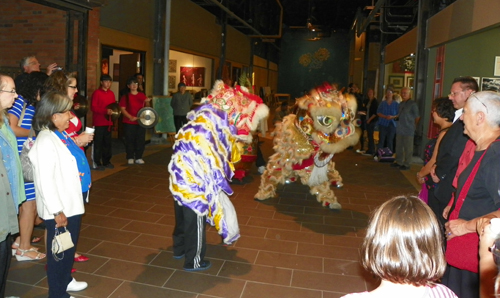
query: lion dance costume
255 83 359 209
168 81 269 270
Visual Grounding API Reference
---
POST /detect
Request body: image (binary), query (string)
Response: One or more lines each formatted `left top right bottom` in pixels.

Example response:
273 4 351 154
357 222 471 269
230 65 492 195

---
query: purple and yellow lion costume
168 81 269 244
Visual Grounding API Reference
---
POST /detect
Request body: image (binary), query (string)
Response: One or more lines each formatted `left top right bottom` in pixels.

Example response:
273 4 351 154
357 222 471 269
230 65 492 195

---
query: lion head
294 83 360 154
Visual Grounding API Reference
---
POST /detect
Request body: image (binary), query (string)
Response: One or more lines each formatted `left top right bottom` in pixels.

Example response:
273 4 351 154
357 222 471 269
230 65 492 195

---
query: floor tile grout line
91 257 111 275
105 280 125 298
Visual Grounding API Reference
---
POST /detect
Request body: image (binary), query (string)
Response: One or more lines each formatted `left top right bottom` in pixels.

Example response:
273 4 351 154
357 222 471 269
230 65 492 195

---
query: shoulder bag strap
28 127 34 139
450 140 500 219
18 101 28 127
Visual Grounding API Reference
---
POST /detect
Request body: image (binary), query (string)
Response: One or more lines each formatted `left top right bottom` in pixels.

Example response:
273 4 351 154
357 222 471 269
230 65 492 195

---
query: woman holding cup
29 91 90 297
44 71 92 263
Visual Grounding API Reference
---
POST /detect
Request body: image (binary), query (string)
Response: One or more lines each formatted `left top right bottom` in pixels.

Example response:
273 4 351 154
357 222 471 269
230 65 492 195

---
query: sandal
11 242 39 256
15 248 46 262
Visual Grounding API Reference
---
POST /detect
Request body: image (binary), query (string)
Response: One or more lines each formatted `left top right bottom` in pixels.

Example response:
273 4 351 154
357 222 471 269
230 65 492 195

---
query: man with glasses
14 56 58 88
430 76 478 225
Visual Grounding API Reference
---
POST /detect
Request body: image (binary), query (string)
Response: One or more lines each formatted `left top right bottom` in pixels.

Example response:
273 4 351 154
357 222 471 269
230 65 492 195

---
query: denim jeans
46 215 81 298
377 123 396 152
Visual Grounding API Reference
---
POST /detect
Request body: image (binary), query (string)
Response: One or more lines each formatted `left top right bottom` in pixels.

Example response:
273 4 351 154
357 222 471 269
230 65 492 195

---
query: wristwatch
53 211 63 217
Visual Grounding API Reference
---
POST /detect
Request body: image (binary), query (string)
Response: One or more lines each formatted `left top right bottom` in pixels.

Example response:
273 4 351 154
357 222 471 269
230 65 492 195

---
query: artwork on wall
180 67 205 87
168 75 176 89
169 60 177 73
406 76 414 89
494 56 500 76
112 63 119 81
389 75 404 88
101 58 109 75
481 77 500 92
298 48 330 71
472 77 480 87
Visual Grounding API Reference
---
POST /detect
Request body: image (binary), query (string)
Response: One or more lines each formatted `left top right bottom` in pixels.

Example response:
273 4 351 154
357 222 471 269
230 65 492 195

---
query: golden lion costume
255 83 359 209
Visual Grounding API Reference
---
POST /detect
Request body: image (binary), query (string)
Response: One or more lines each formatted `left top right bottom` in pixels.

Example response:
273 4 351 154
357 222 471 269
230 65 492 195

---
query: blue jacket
0 116 26 212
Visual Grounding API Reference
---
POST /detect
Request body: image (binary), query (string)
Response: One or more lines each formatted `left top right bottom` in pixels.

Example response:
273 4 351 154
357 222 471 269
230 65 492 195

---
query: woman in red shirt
119 76 151 165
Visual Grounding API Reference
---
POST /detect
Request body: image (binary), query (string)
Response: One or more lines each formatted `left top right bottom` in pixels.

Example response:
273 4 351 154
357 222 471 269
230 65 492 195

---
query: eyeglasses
448 90 463 97
68 85 77 89
468 93 488 114
0 89 16 94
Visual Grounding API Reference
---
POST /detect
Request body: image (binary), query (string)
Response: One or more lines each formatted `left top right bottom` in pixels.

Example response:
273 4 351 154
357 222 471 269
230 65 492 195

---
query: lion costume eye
317 116 335 127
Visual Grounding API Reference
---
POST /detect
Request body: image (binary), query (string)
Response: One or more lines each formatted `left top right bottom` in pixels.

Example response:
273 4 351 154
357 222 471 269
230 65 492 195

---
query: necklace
314 152 334 167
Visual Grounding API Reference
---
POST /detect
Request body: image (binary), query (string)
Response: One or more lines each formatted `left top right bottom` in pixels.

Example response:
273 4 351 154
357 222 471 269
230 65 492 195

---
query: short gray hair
33 91 72 131
467 91 500 127
19 55 36 71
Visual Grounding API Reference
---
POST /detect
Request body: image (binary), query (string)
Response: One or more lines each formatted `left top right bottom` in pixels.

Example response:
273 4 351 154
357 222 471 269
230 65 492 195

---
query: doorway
101 45 146 139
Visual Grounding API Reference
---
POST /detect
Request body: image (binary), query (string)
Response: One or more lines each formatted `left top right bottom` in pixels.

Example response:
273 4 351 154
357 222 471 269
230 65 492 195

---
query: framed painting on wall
180 67 205 87
494 56 500 76
168 75 176 89
101 58 109 75
389 76 404 88
169 60 177 73
406 76 414 89
472 77 480 88
481 77 500 92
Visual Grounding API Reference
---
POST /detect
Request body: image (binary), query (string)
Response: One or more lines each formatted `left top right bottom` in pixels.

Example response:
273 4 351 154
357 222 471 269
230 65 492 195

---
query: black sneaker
390 163 401 168
104 163 114 169
399 165 410 170
184 260 211 272
91 165 105 171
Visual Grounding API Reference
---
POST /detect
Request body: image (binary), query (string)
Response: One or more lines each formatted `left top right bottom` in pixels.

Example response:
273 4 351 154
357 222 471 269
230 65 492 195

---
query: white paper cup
85 127 95 134
490 218 500 235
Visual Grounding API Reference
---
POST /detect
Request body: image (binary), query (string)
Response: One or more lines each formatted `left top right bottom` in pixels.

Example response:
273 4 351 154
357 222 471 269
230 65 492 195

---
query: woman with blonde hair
341 196 457 297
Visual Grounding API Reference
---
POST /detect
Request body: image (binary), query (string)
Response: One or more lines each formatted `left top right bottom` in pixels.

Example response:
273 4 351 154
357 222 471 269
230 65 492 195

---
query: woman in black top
364 88 378 155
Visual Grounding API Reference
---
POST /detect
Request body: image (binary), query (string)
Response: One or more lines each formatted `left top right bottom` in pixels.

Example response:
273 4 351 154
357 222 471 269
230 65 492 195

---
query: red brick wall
0 0 66 74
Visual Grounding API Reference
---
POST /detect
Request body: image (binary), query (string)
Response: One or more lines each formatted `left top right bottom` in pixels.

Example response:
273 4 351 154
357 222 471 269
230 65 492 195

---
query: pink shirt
341 284 458 298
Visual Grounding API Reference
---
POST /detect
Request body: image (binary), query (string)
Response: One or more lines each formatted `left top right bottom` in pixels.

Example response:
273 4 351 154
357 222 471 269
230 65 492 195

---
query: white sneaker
67 278 88 292
127 159 134 165
135 159 145 164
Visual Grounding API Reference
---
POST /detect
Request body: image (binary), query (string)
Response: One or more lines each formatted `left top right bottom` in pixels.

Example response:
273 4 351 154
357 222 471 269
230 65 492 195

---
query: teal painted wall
278 29 350 98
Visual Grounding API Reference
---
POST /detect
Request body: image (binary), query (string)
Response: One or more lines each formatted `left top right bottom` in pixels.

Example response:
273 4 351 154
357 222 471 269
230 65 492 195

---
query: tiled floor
6 137 419 298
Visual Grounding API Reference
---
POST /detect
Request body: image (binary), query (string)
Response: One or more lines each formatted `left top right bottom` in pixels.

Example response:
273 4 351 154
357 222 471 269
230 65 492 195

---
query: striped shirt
8 96 36 201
